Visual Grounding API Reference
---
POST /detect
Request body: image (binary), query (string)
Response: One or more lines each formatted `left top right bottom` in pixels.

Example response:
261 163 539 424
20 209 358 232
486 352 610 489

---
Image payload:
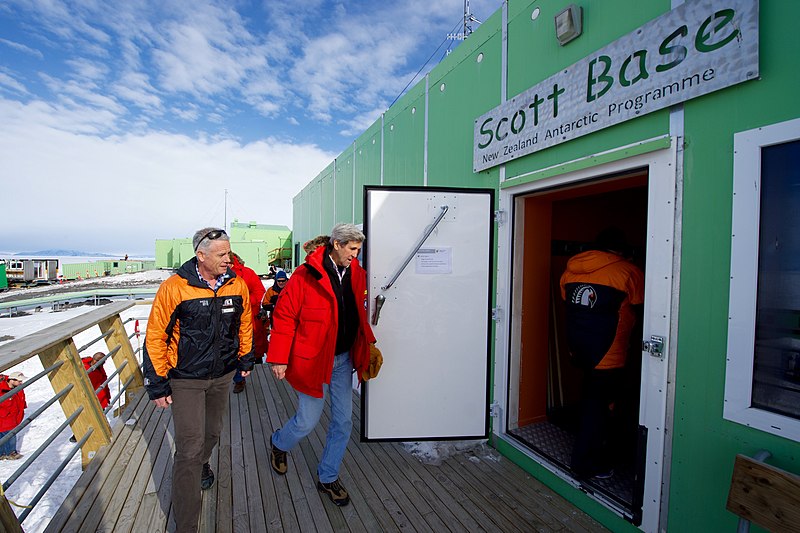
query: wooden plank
229 391 249 532
278 379 390 533
214 390 234 533
140 414 175 533
237 381 268 533
246 370 283 531
82 397 168 532
727 454 800 533
45 393 152 532
254 367 302 533
0 301 135 369
110 403 172 533
266 371 325 532
449 449 558 532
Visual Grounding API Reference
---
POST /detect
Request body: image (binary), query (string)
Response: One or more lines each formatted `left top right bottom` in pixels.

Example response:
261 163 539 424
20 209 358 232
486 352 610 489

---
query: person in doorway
230 252 267 394
0 371 27 460
267 223 379 506
560 227 644 480
143 227 254 533
260 269 288 329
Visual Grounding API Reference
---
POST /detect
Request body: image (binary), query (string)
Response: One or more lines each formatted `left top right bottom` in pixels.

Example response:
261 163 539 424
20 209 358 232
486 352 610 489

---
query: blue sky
0 0 502 255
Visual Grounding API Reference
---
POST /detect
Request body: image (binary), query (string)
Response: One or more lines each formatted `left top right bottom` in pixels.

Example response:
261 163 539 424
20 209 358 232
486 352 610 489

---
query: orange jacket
560 250 644 369
144 258 254 399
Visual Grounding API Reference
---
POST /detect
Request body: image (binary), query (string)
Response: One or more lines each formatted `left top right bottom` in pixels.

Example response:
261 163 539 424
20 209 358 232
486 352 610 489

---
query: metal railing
0 300 149 531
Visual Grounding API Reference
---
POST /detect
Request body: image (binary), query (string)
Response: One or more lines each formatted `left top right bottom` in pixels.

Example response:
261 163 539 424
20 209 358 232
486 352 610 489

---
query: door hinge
494 209 507 226
489 402 501 418
642 335 665 358
491 307 503 322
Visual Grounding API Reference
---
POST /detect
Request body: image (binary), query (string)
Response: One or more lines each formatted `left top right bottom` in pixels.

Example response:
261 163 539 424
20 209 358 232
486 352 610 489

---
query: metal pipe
0 384 73 448
76 329 115 354
381 205 449 291
3 406 84 491
85 346 120 374
17 427 94 523
95 360 129 395
104 375 135 414
0 361 64 403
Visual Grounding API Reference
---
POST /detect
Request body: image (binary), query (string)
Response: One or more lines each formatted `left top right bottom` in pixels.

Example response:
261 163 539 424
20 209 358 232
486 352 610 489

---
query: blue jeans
273 351 353 483
0 430 17 455
233 370 245 383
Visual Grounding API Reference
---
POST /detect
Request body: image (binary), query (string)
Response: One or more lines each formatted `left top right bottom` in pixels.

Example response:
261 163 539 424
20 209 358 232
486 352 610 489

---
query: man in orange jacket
267 223 376 507
560 227 644 481
144 227 254 533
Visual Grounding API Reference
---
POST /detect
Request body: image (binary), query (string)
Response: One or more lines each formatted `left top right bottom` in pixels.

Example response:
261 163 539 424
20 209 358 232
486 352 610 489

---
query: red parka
82 357 111 409
230 257 268 360
267 246 376 398
0 377 26 432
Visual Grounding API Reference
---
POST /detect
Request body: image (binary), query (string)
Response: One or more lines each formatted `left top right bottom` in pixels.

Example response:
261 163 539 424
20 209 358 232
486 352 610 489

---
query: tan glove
361 344 383 380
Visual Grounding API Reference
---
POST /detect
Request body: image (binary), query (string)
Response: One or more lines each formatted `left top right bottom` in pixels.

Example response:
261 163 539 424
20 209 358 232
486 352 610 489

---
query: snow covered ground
0 285 153 532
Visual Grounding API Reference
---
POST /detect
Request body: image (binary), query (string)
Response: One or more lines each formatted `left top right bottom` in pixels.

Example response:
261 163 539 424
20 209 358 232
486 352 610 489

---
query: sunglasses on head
195 229 227 251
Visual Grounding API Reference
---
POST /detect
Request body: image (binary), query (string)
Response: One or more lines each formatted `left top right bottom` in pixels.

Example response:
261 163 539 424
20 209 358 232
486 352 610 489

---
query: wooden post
0 494 23 533
38 340 112 468
98 313 145 411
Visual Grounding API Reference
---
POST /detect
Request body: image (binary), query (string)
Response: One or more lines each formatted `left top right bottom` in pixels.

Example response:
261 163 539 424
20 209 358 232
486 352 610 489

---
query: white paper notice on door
415 247 452 274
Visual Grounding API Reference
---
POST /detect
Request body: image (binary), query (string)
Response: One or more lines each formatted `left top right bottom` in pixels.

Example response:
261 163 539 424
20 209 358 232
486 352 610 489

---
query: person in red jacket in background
230 252 267 394
83 351 112 409
0 371 28 460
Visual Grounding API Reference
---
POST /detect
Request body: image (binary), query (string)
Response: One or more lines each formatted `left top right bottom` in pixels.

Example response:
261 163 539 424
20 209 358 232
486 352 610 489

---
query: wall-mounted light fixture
555 4 582 46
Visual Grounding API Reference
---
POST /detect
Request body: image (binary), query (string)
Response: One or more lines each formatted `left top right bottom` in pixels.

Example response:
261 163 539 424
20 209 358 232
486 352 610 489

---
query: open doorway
507 169 648 517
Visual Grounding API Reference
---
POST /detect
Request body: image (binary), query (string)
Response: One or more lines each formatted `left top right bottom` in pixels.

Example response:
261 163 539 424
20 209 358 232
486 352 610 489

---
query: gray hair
193 227 229 253
329 223 365 246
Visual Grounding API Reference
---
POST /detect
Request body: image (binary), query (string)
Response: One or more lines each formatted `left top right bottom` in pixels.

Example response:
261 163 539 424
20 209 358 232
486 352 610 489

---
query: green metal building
154 221 292 275
290 1 800 532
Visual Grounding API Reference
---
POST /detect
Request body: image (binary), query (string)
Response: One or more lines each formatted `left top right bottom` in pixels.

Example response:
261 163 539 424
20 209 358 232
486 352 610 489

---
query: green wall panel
383 87 425 186
428 16 501 190
668 0 800 530
335 151 354 223
354 121 383 225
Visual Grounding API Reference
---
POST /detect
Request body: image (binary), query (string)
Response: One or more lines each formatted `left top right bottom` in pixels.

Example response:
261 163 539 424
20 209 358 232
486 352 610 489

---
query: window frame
724 117 800 442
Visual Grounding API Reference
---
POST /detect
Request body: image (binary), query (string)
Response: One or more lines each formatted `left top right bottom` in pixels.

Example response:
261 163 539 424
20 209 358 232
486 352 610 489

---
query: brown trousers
170 371 234 533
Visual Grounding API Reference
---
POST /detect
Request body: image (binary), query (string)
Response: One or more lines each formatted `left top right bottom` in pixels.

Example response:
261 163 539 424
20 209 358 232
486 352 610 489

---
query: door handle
371 294 386 326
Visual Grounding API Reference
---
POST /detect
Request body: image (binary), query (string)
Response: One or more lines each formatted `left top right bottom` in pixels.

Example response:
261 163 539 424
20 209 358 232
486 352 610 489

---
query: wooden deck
44 365 608 532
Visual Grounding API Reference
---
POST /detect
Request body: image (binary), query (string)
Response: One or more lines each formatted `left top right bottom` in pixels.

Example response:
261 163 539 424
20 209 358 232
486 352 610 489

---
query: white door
362 186 494 440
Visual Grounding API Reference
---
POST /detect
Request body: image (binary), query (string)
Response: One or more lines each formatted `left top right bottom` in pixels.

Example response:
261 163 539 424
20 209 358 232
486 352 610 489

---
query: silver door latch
642 336 665 358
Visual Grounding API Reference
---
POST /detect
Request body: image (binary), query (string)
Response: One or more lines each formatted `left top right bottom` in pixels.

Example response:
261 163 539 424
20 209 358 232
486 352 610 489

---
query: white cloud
0 38 44 59
0 96 335 253
0 71 28 95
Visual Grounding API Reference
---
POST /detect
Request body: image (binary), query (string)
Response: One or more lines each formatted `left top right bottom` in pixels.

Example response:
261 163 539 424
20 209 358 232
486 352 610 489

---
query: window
725 117 800 442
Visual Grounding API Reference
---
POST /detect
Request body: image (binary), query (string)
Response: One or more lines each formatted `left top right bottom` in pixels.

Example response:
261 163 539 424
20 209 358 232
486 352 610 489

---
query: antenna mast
447 0 481 49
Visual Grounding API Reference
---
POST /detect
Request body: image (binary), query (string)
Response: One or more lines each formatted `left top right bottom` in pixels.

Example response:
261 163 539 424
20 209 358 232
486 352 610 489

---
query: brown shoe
270 438 287 475
6 451 23 460
233 381 245 394
317 479 350 506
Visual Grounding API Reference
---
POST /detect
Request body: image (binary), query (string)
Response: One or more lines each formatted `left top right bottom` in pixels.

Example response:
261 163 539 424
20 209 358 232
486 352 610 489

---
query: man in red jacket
267 223 376 507
0 371 27 460
230 252 267 393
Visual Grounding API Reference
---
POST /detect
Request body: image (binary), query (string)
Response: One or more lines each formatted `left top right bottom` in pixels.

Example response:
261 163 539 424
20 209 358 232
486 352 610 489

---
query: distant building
154 220 292 275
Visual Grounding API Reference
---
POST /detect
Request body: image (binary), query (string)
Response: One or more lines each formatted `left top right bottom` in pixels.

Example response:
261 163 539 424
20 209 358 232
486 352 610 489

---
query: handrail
380 205 449 291
0 300 149 529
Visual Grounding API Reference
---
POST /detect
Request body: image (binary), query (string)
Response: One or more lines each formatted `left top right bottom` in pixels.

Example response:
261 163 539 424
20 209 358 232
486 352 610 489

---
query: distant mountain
14 249 117 257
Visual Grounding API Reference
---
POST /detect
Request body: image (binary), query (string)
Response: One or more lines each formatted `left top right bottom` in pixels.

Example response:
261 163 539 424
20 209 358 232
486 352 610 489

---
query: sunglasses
194 229 227 251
